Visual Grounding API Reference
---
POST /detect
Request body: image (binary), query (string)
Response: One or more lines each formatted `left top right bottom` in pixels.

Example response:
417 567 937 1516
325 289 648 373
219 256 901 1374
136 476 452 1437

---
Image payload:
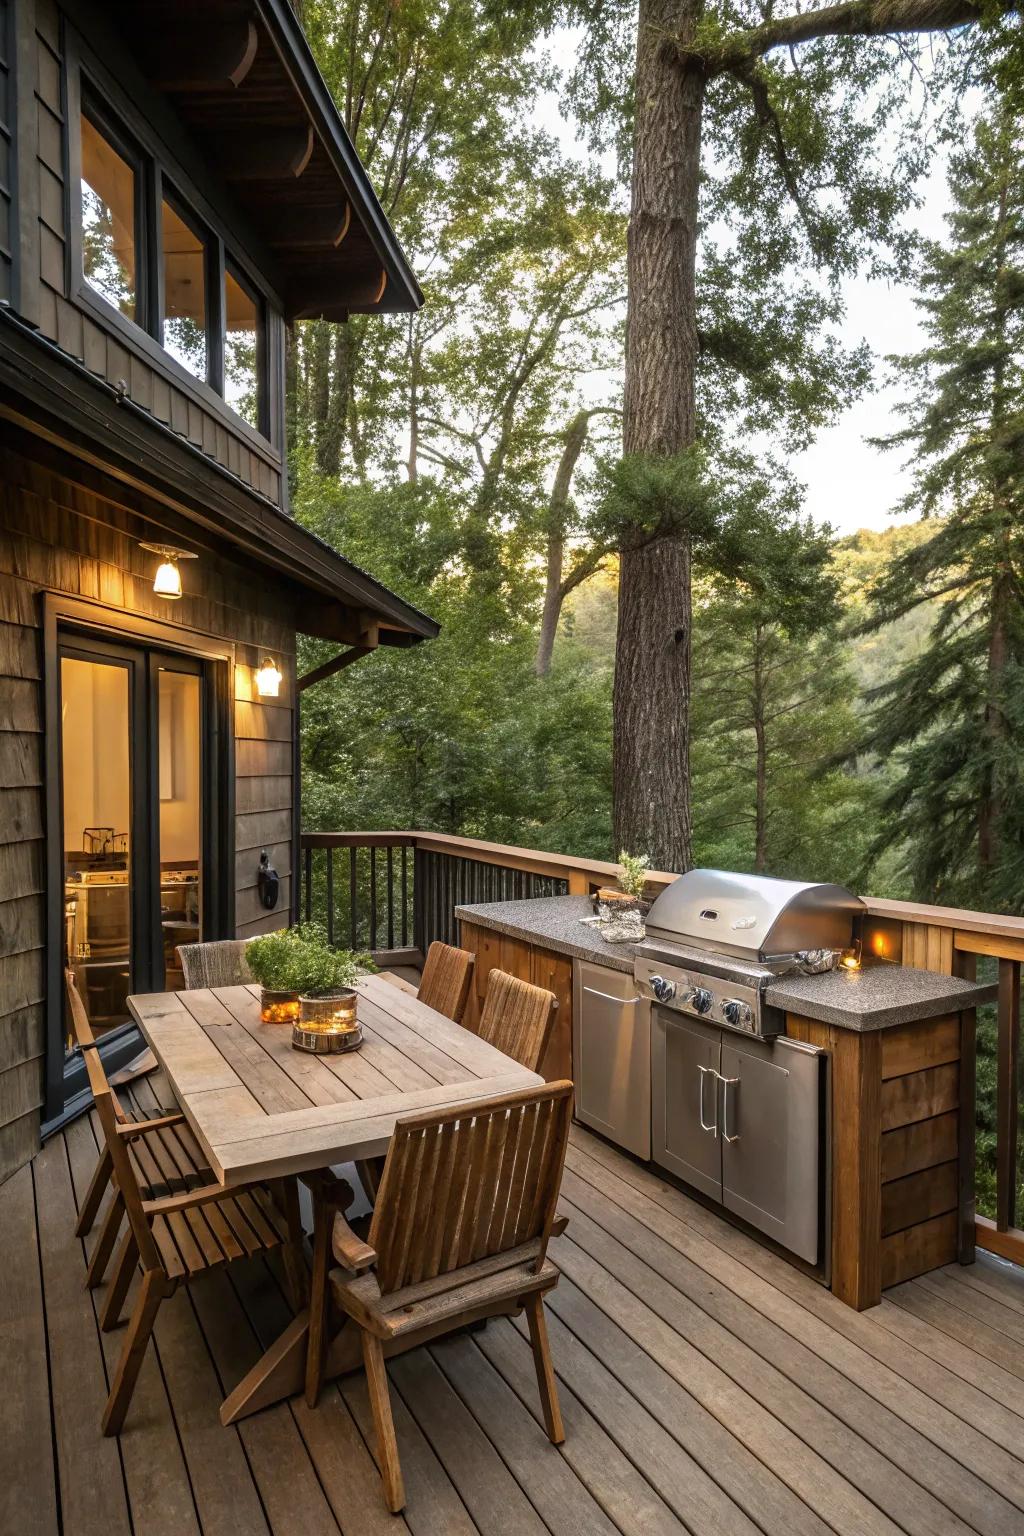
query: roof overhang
0 313 438 646
101 0 423 323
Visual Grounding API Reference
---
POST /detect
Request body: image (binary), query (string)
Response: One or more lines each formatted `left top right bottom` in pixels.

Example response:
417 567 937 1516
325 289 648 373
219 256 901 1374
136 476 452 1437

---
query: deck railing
299 829 1024 1268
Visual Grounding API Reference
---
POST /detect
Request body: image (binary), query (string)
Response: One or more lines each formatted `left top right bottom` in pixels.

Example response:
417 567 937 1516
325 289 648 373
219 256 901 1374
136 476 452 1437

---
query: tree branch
691 0 1017 75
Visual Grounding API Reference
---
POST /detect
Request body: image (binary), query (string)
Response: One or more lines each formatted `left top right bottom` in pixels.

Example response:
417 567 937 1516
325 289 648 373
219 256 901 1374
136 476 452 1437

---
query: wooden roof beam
151 16 258 92
270 203 351 251
288 267 387 321
214 124 315 181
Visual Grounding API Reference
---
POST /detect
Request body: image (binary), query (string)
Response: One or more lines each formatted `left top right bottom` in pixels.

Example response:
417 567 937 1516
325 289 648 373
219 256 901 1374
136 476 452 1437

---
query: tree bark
613 0 703 869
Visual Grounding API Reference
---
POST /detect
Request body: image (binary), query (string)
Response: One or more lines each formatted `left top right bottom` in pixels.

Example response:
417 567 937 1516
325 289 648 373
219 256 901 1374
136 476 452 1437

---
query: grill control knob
691 986 714 1015
649 974 676 1003
722 998 753 1031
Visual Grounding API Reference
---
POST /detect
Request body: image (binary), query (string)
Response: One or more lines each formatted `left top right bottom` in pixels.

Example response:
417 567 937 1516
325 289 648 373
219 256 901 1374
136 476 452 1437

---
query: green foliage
855 106 1024 910
617 851 650 897
246 924 374 996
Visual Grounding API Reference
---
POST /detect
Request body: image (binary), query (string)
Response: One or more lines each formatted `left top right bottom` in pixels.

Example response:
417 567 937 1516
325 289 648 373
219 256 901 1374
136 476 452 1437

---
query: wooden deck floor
6 1087 1024 1536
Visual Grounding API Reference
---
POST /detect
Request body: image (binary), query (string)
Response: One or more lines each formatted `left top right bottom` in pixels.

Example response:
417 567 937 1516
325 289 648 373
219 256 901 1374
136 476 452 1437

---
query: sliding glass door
52 629 225 1117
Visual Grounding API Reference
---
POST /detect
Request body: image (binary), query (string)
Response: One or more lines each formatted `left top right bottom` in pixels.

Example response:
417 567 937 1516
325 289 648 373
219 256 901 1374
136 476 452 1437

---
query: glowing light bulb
256 658 283 698
153 557 182 598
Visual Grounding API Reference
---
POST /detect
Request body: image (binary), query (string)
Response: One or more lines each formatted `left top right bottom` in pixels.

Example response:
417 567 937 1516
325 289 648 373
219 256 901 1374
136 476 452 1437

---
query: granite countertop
455 894 998 1030
455 894 638 974
765 965 997 1032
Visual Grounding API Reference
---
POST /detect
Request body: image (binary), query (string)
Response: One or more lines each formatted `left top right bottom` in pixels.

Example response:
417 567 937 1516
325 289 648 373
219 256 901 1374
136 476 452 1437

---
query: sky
537 30 961 538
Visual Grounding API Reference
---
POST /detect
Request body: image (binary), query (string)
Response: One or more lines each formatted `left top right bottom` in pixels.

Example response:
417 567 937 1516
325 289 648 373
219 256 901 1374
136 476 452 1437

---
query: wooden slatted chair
175 938 253 990
72 984 302 1437
477 967 558 1074
66 970 214 1287
416 940 475 1023
305 1080 573 1513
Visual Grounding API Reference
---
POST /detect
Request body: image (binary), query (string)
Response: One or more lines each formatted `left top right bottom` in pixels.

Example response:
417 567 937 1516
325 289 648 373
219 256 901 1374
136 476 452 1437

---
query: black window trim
223 255 268 439
159 180 214 390
79 87 148 330
65 30 280 454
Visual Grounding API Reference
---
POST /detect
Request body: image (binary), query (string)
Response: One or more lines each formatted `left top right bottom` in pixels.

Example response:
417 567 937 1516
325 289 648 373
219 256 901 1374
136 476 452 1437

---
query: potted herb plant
246 923 374 1031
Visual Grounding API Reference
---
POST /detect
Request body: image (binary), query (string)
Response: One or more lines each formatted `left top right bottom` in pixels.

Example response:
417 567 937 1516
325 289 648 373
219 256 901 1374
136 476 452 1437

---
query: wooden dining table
127 972 543 1423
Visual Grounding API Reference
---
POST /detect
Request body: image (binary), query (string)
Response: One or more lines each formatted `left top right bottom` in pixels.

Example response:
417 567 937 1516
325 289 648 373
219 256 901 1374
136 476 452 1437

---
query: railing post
349 845 357 950
325 847 334 946
413 844 426 958
401 843 409 949
303 844 312 923
996 957 1021 1232
369 847 378 951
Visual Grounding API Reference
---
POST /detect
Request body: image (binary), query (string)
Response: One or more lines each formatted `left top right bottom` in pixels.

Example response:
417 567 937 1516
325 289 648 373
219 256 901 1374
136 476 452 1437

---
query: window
80 110 138 320
76 89 271 440
162 198 207 383
224 266 261 431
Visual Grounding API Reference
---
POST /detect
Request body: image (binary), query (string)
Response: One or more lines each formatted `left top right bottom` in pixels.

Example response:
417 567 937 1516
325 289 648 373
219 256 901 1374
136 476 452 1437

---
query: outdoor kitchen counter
454 894 997 1029
455 894 638 974
766 962 997 1031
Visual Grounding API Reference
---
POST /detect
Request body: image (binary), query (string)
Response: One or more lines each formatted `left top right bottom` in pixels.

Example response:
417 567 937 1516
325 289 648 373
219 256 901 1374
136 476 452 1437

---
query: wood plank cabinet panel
881 1160 958 1237
880 1015 960 1080
881 1111 958 1183
530 946 572 1082
880 1061 959 1132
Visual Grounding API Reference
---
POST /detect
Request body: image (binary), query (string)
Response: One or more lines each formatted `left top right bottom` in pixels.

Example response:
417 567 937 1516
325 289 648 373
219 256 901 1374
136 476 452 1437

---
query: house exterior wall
0 439 296 1182
10 0 287 509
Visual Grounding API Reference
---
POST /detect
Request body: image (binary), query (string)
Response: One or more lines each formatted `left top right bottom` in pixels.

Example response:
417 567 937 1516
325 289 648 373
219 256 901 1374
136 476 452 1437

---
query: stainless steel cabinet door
720 1034 825 1264
651 1009 722 1200
573 961 651 1158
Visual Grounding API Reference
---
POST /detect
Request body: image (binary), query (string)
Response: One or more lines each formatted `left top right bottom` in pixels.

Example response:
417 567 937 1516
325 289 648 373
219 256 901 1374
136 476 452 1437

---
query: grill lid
644 868 865 962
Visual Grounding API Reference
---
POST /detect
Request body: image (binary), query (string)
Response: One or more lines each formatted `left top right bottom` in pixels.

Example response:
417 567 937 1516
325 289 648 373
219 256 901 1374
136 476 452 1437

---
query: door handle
698 1065 719 1135
720 1075 740 1142
583 988 642 1007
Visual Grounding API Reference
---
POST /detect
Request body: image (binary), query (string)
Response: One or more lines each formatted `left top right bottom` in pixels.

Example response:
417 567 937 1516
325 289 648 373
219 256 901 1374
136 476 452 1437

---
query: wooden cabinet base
459 921 572 1081
788 1010 974 1310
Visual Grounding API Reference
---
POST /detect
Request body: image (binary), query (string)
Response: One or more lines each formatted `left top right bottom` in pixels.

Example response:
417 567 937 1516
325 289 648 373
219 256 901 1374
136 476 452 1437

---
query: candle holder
260 988 301 1025
292 989 363 1054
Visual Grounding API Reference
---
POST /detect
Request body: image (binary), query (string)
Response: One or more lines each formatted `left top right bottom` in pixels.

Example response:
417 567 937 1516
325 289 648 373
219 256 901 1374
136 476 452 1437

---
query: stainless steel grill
635 868 865 1038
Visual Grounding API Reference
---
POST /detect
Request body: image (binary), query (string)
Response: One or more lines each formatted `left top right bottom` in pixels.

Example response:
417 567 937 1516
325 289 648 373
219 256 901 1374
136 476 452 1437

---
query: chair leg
76 1145 112 1237
102 1269 167 1437
525 1293 564 1445
362 1332 405 1514
101 1229 139 1331
305 1191 331 1408
86 1190 124 1290
355 1156 383 1205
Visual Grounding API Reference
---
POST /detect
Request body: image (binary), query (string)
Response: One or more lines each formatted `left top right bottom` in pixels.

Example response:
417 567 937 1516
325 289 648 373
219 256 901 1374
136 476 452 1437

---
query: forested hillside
291 3 1023 914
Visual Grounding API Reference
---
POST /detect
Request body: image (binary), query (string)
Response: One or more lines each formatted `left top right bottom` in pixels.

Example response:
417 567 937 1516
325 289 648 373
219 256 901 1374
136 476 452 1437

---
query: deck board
4 1120 1024 1536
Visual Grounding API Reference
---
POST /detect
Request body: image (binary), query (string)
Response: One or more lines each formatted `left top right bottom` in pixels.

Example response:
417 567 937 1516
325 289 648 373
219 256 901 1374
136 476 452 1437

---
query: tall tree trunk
536 409 591 676
407 320 420 485
613 0 704 869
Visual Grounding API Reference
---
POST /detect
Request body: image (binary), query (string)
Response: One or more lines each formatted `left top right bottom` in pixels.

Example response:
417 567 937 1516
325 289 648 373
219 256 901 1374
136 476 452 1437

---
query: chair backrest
176 939 253 990
417 941 475 1024
65 970 161 1267
65 966 129 1125
477 968 557 1074
368 1080 573 1296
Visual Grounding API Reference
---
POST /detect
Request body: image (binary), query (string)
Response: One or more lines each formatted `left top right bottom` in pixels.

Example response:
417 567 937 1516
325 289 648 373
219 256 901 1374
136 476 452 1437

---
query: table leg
219 1311 363 1425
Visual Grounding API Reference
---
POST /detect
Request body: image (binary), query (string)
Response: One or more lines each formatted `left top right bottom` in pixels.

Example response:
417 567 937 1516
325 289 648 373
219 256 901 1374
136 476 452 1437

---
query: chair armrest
331 1211 376 1274
551 1215 569 1238
115 1112 187 1139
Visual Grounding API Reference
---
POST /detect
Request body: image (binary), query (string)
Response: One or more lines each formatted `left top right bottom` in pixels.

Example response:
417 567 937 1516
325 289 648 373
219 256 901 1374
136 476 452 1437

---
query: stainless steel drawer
572 960 650 1159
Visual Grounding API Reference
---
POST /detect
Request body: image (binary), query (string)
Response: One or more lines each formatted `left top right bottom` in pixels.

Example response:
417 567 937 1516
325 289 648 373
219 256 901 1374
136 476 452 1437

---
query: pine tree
859 108 1024 910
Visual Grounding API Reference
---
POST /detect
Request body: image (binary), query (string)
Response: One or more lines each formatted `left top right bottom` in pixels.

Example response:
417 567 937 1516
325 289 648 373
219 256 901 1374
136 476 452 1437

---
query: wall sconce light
140 542 197 600
255 657 283 698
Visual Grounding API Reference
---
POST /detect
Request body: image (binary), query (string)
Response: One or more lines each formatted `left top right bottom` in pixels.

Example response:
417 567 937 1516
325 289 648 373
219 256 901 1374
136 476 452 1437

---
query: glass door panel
61 655 133 1041
158 667 203 989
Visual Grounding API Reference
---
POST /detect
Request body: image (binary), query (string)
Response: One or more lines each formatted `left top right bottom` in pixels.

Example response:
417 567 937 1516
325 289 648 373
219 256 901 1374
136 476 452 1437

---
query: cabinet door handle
720 1075 740 1143
583 988 642 1007
698 1065 719 1135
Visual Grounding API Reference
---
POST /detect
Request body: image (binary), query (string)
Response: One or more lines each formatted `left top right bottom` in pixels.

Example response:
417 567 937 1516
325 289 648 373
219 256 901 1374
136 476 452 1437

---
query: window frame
222 257 268 438
65 35 279 449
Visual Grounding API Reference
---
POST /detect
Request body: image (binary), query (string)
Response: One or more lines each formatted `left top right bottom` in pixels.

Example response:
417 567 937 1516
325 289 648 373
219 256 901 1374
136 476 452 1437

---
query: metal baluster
370 847 378 951
350 845 357 949
996 957 1021 1231
326 847 334 946
401 843 408 948
304 844 312 922
386 846 395 951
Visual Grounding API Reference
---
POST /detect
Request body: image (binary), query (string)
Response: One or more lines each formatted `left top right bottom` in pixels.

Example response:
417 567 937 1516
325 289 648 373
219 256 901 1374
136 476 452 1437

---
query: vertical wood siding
0 442 296 1181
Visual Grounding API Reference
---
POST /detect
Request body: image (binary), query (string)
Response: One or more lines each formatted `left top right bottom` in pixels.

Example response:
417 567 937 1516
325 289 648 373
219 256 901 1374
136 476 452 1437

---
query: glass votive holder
292 990 362 1054
260 989 301 1025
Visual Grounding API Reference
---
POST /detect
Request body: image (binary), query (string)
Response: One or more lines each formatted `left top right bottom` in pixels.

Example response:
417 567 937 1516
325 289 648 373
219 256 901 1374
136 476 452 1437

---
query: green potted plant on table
246 924 375 1052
